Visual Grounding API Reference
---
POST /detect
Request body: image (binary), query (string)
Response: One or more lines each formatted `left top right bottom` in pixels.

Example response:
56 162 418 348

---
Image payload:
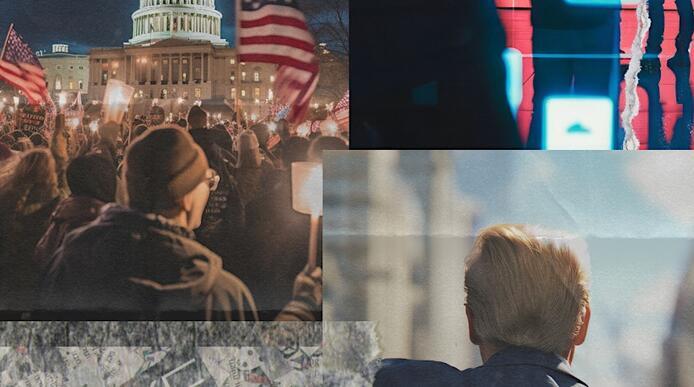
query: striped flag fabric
269 102 290 120
331 90 349 130
0 24 50 106
237 0 319 125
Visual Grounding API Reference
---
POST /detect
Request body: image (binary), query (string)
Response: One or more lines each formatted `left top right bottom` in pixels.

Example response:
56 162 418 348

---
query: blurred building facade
37 44 89 103
85 1 347 120
87 0 276 119
324 150 479 370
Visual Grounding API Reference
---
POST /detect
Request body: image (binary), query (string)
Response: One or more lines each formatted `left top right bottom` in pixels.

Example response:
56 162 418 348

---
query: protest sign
17 104 46 133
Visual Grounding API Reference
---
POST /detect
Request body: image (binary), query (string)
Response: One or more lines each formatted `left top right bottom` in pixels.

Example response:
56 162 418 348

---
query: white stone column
427 151 477 370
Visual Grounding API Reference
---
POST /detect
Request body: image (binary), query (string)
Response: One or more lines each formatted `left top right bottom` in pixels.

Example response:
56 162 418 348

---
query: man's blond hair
465 224 590 354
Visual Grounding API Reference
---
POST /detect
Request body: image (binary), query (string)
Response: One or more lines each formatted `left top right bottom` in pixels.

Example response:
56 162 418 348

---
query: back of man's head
67 154 117 203
187 106 208 130
124 127 209 214
465 225 589 355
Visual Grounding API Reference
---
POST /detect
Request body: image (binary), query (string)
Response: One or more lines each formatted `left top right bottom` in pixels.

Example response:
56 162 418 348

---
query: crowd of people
0 104 347 321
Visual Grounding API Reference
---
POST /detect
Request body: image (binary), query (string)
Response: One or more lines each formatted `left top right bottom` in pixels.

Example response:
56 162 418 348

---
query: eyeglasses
206 168 220 192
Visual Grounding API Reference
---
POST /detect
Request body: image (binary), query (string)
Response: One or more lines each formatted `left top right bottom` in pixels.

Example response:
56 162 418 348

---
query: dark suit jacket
374 347 589 387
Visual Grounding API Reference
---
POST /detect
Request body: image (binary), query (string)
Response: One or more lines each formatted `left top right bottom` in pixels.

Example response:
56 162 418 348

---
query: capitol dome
128 0 228 47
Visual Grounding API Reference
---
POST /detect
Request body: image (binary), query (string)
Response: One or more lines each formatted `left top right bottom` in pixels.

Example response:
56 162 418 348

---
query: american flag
269 102 290 120
0 25 50 105
331 90 349 130
238 0 319 125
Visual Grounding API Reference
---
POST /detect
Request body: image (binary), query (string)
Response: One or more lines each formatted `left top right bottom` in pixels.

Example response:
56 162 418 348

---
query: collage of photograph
0 0 694 386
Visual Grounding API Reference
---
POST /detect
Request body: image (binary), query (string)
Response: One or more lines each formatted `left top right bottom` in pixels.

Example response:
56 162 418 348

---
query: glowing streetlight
89 120 99 133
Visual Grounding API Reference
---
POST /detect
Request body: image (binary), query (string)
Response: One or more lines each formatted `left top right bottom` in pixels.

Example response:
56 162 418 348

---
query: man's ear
573 304 591 346
466 304 480 345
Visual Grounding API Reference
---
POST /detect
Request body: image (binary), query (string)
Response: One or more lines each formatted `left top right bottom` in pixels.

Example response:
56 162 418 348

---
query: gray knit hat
124 127 209 212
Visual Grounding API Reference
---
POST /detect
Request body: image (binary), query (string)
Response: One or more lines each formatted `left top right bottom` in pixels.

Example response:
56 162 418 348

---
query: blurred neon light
543 96 614 150
503 48 522 118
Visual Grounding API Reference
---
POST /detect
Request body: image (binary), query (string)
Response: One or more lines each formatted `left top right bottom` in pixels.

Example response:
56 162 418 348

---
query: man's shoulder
374 359 468 387
374 356 588 387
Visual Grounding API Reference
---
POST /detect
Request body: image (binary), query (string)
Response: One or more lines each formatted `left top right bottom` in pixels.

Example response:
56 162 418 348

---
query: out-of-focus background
324 150 694 387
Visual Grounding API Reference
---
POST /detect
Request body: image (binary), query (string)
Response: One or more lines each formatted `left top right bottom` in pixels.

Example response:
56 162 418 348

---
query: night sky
0 0 237 54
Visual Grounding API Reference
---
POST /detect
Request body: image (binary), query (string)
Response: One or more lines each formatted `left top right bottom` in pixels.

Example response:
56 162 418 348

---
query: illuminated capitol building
87 0 277 118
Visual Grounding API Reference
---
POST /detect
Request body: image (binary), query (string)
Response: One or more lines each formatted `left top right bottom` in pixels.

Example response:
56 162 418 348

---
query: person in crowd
176 118 188 129
34 154 117 275
375 225 591 386
0 142 13 163
187 106 233 153
0 149 62 313
281 136 310 169
12 137 33 152
1 134 15 149
131 124 149 141
307 135 349 162
42 127 320 321
242 132 314 318
527 0 621 149
187 105 208 132
234 130 270 209
351 0 521 148
91 121 120 168
192 131 246 273
270 119 293 168
250 122 280 167
211 122 234 151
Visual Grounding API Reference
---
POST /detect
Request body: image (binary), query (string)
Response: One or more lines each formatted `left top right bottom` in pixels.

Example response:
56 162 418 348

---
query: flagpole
1 24 14 62
235 0 243 131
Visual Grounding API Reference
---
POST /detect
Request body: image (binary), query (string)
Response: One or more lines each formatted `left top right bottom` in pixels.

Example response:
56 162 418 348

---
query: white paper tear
621 0 651 150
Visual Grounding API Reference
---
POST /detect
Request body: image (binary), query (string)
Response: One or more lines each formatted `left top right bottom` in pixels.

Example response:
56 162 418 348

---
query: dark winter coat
33 195 105 276
41 204 255 320
40 204 317 321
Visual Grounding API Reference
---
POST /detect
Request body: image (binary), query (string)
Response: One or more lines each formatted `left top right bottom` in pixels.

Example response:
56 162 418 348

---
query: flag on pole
0 24 50 106
331 90 349 130
237 0 319 125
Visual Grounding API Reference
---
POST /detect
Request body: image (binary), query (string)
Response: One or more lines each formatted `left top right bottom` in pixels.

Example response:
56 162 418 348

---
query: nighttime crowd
0 104 347 321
